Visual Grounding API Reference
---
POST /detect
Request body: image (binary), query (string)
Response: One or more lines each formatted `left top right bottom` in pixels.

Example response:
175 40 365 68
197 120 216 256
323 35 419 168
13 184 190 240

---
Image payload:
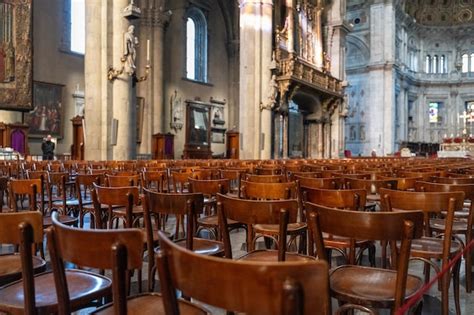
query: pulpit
71 116 85 160
152 133 174 159
0 122 29 155
226 131 239 159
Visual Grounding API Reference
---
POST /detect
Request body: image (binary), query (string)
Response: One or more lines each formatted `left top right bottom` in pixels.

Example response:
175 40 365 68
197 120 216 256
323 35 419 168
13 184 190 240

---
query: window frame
184 6 209 84
60 0 85 56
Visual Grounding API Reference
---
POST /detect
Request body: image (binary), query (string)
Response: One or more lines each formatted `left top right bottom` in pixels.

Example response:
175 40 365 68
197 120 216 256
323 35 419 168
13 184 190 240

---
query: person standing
41 135 55 160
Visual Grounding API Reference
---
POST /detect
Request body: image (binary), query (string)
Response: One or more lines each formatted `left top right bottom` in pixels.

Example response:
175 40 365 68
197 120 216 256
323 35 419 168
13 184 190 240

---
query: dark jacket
42 140 55 158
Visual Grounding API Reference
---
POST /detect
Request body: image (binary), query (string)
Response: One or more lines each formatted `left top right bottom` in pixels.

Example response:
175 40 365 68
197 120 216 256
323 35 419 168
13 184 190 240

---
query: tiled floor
2 211 474 314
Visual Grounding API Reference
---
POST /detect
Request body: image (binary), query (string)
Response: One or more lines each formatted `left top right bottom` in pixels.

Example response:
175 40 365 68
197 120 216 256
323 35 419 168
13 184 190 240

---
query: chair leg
441 270 450 315
453 259 461 315
465 242 472 293
137 268 142 293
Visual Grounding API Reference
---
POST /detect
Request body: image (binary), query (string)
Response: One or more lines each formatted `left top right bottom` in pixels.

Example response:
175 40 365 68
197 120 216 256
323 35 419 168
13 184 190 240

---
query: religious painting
429 102 439 123
24 81 64 138
186 102 210 146
0 0 33 111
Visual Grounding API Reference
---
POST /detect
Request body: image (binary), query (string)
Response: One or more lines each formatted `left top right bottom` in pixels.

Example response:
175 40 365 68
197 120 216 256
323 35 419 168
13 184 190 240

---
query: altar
437 111 474 158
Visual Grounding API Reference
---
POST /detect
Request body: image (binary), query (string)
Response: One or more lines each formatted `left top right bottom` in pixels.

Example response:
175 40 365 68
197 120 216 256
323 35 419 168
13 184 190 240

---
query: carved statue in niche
0 2 15 83
261 74 279 110
359 125 366 141
170 90 184 132
349 125 356 140
123 25 139 75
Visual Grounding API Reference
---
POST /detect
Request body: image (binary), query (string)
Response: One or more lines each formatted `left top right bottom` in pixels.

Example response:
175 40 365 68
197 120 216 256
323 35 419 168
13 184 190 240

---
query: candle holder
107 57 127 81
136 64 152 82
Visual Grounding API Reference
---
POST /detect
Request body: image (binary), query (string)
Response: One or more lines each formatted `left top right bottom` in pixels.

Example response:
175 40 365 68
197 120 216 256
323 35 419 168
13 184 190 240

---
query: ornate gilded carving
0 0 32 111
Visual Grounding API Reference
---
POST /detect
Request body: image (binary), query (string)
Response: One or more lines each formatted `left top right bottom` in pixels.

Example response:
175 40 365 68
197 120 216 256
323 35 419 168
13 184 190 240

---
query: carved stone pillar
239 0 274 159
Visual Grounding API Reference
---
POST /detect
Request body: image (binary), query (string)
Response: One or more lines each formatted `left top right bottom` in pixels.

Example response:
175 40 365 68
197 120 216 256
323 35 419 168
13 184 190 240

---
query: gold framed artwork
23 81 64 138
0 0 33 111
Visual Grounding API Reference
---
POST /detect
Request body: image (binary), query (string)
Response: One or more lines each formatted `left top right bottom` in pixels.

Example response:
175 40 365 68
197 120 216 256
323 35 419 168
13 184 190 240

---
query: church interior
1 0 474 314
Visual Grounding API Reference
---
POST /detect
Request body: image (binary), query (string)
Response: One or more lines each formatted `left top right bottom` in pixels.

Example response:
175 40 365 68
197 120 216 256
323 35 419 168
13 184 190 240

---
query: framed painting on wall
23 81 64 138
0 0 33 111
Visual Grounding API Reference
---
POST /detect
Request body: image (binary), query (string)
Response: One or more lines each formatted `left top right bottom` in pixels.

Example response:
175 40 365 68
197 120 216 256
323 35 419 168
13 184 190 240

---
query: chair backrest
245 174 287 183
306 203 424 311
295 175 344 189
170 171 194 193
75 174 101 205
429 176 474 185
188 178 230 196
141 170 168 192
216 193 299 260
377 176 422 191
106 174 140 187
240 180 298 200
9 178 44 213
47 212 143 315
254 167 284 175
142 188 204 252
0 211 43 245
92 183 140 228
301 187 367 210
48 172 69 213
156 231 331 315
345 178 398 194
414 181 474 200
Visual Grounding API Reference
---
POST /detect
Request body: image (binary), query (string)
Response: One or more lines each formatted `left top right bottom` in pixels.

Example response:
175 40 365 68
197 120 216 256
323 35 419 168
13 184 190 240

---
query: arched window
440 55 445 73
433 55 439 73
70 0 85 54
425 55 431 73
462 53 469 73
470 53 474 72
185 7 208 82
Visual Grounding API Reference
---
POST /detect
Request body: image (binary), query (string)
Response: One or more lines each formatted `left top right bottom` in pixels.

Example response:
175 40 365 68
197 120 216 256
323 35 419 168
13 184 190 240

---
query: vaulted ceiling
404 0 474 26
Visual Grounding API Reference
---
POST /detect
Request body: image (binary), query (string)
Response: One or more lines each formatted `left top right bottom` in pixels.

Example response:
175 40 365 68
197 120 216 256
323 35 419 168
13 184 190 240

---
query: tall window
70 0 85 54
433 55 439 73
185 7 208 82
471 53 474 72
462 53 469 73
425 55 431 73
440 55 446 73
429 102 440 123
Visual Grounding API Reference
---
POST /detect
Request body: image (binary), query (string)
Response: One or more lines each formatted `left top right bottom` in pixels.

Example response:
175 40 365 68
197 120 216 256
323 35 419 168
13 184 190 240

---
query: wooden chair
240 180 305 252
9 178 77 229
0 212 46 287
254 166 284 175
344 177 397 210
169 171 194 193
141 170 168 192
92 183 141 229
75 174 101 228
380 188 465 315
142 188 225 291
188 177 242 240
219 169 246 195
414 180 474 293
301 187 374 265
307 203 425 314
429 176 474 185
157 230 331 315
377 176 422 191
48 172 80 217
217 193 312 261
47 213 204 315
0 212 111 315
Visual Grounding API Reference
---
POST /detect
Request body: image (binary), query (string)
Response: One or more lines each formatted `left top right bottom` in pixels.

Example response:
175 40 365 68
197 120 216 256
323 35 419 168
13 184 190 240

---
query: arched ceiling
404 0 474 26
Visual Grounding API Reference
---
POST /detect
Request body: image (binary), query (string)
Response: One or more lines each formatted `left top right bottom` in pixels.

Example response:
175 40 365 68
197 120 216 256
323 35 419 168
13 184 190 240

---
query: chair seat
430 218 468 233
330 265 423 308
93 293 209 315
409 237 462 259
197 215 240 227
43 215 78 228
175 238 224 256
0 254 46 286
0 269 111 314
238 249 315 262
112 206 144 216
253 222 307 235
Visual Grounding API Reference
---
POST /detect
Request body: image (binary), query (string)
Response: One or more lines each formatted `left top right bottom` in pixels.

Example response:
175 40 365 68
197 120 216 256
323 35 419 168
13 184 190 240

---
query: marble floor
2 212 474 314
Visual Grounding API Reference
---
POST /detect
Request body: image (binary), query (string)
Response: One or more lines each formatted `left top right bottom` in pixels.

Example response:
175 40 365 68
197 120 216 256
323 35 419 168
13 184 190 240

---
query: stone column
239 0 273 159
84 0 109 160
111 0 136 160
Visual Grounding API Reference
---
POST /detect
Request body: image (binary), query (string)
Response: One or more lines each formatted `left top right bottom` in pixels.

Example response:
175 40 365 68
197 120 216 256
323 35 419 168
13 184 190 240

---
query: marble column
112 0 135 160
239 0 273 159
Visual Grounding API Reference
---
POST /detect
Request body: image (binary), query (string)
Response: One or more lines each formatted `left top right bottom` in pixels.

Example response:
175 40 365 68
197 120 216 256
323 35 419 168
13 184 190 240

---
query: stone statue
123 25 139 75
170 90 183 132
323 52 331 73
262 74 279 110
